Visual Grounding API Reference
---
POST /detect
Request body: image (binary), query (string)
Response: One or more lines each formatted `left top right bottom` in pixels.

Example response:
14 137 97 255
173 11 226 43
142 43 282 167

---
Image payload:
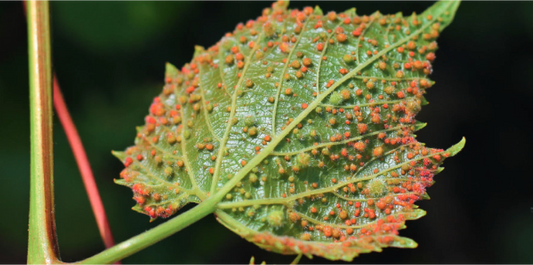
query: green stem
26 0 60 264
80 196 219 264
81 143 254 264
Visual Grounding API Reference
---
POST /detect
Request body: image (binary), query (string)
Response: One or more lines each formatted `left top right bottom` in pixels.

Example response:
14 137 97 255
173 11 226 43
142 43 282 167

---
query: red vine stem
53 76 117 252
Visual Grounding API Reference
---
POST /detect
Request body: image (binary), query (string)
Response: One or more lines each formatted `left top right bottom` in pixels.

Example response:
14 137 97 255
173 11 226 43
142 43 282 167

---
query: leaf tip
446 137 465 156
409 209 427 220
111 150 126 161
113 178 127 186
194 45 206 58
313 5 323 15
344 8 356 17
414 121 427 131
443 0 461 26
132 205 144 215
273 0 289 11
165 62 179 77
390 237 418 249
424 0 461 32
421 96 429 106
447 0 461 17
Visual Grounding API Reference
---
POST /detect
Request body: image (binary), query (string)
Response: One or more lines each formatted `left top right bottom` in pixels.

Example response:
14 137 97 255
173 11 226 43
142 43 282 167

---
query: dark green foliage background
0 1 531 263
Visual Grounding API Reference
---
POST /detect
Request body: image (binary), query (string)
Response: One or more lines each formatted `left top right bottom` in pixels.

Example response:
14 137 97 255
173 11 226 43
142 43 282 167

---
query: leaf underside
114 0 463 261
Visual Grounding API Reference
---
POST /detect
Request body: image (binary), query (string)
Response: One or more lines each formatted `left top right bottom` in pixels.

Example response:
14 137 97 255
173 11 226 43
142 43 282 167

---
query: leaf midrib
198 1 454 216
209 3 451 203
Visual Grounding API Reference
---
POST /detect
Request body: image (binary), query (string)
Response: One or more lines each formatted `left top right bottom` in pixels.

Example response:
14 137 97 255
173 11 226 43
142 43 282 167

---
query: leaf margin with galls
113 0 463 261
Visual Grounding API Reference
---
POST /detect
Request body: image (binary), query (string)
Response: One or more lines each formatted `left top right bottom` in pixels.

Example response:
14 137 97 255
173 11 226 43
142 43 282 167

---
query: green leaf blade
115 0 462 260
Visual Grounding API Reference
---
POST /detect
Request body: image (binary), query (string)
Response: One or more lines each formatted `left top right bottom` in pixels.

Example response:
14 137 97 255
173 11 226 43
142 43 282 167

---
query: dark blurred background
1 1 532 264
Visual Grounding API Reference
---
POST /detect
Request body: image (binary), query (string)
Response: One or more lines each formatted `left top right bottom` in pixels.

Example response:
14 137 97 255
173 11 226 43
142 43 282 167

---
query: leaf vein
210 32 265 195
271 17 312 137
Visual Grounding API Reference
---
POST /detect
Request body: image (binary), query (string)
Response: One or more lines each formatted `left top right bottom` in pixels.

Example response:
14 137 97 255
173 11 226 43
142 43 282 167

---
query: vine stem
23 0 117 258
23 1 245 261
25 1 221 263
26 0 60 263
53 76 117 251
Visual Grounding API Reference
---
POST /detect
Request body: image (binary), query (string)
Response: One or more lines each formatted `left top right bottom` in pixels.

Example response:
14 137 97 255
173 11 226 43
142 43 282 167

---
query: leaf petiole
79 195 218 264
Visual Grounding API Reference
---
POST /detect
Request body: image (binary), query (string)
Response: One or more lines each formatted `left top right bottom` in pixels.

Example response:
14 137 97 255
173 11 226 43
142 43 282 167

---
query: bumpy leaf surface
114 0 463 261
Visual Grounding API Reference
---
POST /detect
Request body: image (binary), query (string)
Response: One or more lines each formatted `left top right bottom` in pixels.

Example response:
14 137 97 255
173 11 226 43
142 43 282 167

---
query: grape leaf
113 0 463 261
